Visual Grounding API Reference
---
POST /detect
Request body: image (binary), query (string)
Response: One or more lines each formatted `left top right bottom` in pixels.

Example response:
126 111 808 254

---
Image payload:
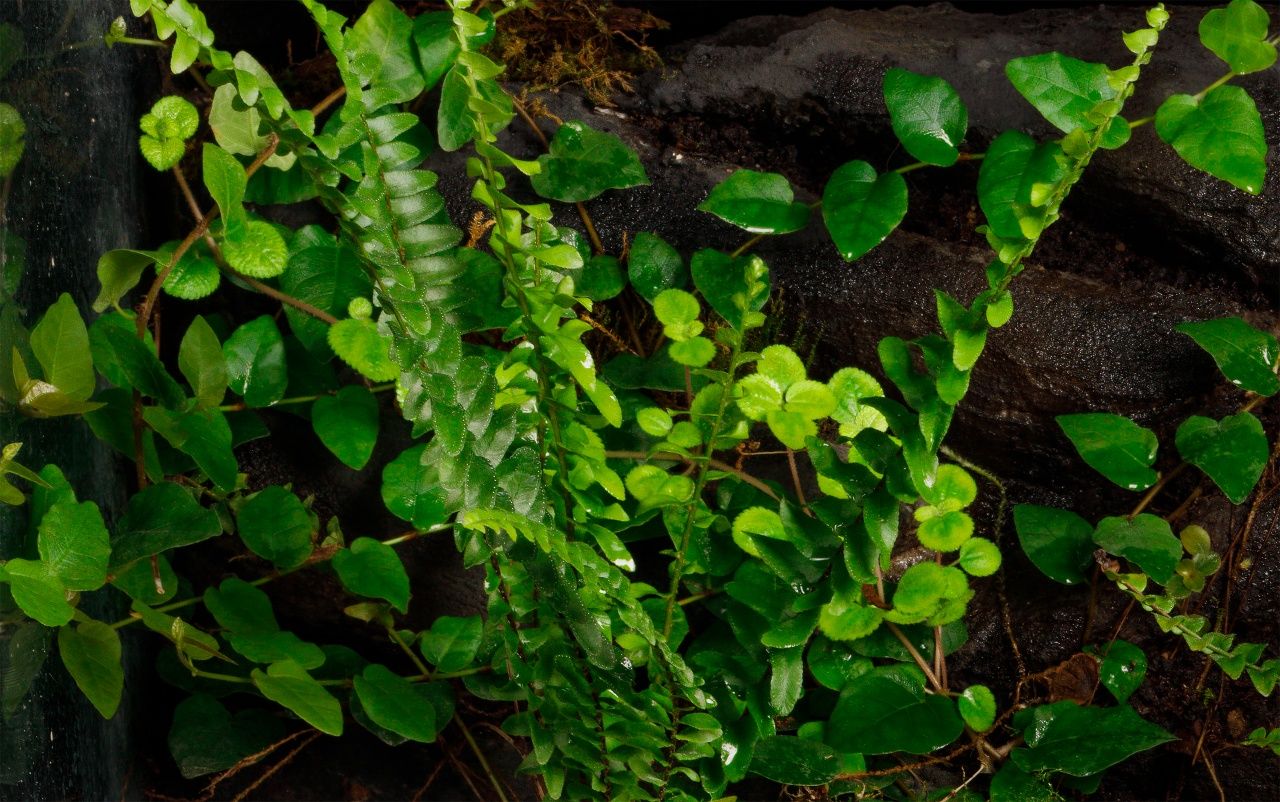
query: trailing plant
0 0 1276 800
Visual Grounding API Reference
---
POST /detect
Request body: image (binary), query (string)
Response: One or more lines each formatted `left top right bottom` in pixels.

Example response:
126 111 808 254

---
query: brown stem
310 86 347 118
886 622 944 692
604 449 779 500
511 94 605 254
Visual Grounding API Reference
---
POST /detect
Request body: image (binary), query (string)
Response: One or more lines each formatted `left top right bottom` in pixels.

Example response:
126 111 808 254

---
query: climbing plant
0 0 1276 800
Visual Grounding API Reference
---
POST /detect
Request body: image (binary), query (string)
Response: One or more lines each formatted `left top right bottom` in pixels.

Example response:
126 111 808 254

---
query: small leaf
312 386 380 470
223 315 288 407
1199 0 1277 74
328 318 399 382
201 143 246 229
977 131 1067 240
223 220 288 279
627 232 686 300
332 537 410 613
958 684 996 731
237 487 313 570
381 445 448 529
1012 701 1174 776
748 736 840 786
178 316 228 409
0 102 25 177
251 660 343 736
698 170 809 235
888 562 972 625
882 68 968 166
1176 412 1268 503
162 248 220 300
821 160 908 261
689 249 769 330
1057 413 1158 491
93 249 160 313
1099 640 1147 703
1156 86 1267 195
58 621 124 719
353 664 439 743
1093 514 1181 584
1176 316 1279 396
917 510 974 552
420 615 483 672
530 120 649 203
957 537 1001 577
819 593 885 642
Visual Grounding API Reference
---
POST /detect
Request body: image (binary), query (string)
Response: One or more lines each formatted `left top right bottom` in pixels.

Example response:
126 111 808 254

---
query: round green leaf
807 636 873 691
577 254 624 301
312 386 380 470
669 336 715 367
628 232 686 300
328 318 399 382
1013 503 1095 585
162 250 221 300
957 536 1001 577
636 407 673 437
926 463 977 510
236 486 314 570
223 220 288 279
1057 412 1159 491
1176 412 1268 504
652 288 702 331
333 537 410 613
917 509 973 552
819 594 885 642
698 169 810 235
828 665 964 754
381 444 448 529
1092 514 1181 584
889 562 972 625
958 684 996 731
784 379 836 420
766 409 816 451
882 68 968 166
821 160 908 261
38 498 110 592
530 120 649 202
420 615 483 672
1199 0 1277 75
223 315 288 408
1099 640 1147 704
731 506 786 557
1156 86 1267 195
828 367 888 437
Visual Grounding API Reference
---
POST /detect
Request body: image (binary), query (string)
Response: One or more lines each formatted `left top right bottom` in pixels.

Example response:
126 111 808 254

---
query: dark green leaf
530 121 649 203
1099 640 1147 704
110 482 221 568
236 486 314 570
1156 86 1267 195
1093 514 1181 584
412 11 459 91
381 444 448 529
168 694 286 779
421 615 483 673
251 660 343 735
223 315 288 407
977 131 1067 240
58 621 123 718
698 170 809 235
1176 412 1268 503
281 243 370 355
178 316 228 409
353 664 440 743
204 578 278 633
332 537 410 613
1057 413 1158 491
1199 0 1277 74
37 498 110 591
628 232 686 300
89 313 185 407
1 622 48 718
312 386 380 470
989 763 1059 802
828 665 964 754
144 407 238 491
821 160 908 261
689 249 769 329
1176 316 1279 396
1012 701 1174 776
882 68 968 166
1013 503 1095 585
748 735 840 786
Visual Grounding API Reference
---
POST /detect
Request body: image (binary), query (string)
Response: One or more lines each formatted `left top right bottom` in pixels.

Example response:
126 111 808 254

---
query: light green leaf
1005 53 1130 148
201 143 246 229
1093 514 1181 584
828 367 888 437
819 592 885 642
917 510 973 552
1176 316 1279 396
328 318 399 382
208 84 296 170
1014 503 1099 585
58 621 123 718
222 220 288 279
882 68 968 166
887 562 972 625
1176 412 1268 503
312 386 380 470
731 506 787 557
828 665 964 754
348 0 425 105
0 102 24 177
925 463 977 510
1199 0 1277 74
784 379 836 420
2 559 74 626
766 409 816 450
38 498 110 591
1057 413 1159 491
93 249 161 313
628 232 686 300
333 537 410 613
1155 86 1267 195
957 537 1001 577
30 293 95 402
162 247 220 300
1012 701 1174 776
698 170 809 235
530 121 649 203
110 482 222 568
958 684 996 731
977 131 1067 240
669 337 715 367
821 160 908 261
224 315 287 407
420 615 483 672
251 660 343 735
178 316 227 409
353 664 439 743
236 486 314 570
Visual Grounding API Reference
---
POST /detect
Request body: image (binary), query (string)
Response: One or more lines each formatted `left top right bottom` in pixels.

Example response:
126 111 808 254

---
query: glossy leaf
251 660 343 736
958 684 996 731
328 318 399 382
143 406 237 491
333 537 410 613
1176 316 1279 396
977 131 1067 240
957 537 1001 577
828 665 964 754
1099 640 1147 703
353 664 439 743
628 232 686 300
530 121 649 203
347 0 424 105
223 220 288 279
1057 413 1158 491
58 621 124 718
312 386 380 470
698 170 809 235
420 615 483 672
178 316 228 409
821 160 908 261
1199 0 1277 74
223 316 288 407
748 735 840 786
883 68 968 166
1006 53 1129 148
1012 701 1174 776
1093 514 1181 584
381 445 448 529
1176 412 1268 503
1014 504 1099 585
88 314 185 407
1156 86 1267 195
201 143 247 230
237 486 314 570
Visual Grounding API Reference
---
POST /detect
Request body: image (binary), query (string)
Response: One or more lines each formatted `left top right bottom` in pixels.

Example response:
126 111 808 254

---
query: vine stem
217 382 394 413
604 449 779 500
